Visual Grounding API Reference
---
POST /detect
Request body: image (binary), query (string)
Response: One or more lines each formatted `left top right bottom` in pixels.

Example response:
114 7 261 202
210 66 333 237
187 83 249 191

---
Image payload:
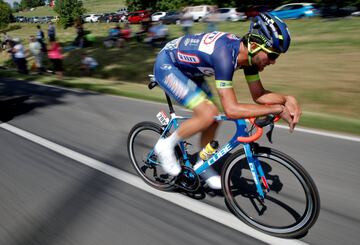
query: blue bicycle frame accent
157 114 267 199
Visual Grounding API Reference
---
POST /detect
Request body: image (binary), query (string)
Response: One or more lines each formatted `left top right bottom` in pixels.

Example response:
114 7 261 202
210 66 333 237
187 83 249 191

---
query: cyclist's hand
279 105 295 132
285 96 302 130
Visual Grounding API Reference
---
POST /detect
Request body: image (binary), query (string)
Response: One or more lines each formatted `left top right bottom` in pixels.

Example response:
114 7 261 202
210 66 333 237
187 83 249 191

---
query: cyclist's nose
269 59 276 65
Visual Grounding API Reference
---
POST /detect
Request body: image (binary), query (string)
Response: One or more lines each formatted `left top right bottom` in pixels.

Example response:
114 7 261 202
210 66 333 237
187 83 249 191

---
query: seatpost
165 92 175 114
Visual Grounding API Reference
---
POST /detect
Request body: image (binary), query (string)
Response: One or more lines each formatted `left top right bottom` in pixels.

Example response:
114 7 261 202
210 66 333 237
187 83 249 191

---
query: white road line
275 124 360 143
0 123 307 245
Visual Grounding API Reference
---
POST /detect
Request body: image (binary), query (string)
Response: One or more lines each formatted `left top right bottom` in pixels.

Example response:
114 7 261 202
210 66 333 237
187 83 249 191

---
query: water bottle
194 140 219 170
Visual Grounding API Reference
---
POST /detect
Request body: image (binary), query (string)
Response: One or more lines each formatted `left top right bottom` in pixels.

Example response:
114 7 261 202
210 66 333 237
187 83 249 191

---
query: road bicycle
127 75 320 238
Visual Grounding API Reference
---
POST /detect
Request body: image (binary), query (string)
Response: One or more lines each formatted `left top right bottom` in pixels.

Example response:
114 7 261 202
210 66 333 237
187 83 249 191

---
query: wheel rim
224 152 316 234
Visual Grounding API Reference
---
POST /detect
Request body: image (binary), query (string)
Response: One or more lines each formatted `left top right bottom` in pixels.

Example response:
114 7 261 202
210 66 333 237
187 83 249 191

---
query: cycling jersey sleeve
212 46 235 89
244 66 260 83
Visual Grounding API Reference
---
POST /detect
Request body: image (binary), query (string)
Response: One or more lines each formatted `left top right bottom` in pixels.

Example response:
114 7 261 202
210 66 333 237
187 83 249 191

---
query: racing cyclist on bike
154 13 301 189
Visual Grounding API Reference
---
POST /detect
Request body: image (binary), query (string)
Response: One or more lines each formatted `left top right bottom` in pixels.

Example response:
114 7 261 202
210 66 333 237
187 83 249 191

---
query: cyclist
154 13 301 189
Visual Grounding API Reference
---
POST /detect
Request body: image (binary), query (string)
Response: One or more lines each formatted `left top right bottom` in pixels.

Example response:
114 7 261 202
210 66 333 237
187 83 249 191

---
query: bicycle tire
222 146 320 238
127 121 176 191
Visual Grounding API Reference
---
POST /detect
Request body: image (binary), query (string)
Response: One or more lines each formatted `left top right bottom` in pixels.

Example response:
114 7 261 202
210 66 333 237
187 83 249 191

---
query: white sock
165 131 181 148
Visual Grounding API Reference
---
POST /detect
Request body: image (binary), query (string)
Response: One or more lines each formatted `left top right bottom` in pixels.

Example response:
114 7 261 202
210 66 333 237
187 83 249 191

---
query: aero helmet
249 12 291 53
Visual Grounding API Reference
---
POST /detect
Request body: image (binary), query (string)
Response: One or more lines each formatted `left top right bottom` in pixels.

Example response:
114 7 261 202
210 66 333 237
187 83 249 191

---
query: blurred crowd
1 16 178 78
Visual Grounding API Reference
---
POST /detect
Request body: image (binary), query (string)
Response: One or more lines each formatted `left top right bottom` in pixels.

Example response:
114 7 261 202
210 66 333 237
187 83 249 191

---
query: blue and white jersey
162 31 259 87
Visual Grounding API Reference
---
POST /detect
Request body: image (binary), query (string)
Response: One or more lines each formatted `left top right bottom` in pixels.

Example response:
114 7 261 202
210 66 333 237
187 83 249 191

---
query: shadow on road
0 77 97 123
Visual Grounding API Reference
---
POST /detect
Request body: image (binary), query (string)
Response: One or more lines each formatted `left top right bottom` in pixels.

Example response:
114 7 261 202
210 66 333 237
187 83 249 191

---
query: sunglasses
253 42 280 61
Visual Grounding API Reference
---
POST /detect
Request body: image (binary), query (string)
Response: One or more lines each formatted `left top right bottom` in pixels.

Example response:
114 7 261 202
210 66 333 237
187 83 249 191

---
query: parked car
15 16 26 22
183 5 215 22
117 7 128 15
160 11 181 24
84 14 102 23
151 11 167 22
37 17 47 23
270 3 318 19
109 13 126 22
352 11 360 16
215 8 246 21
99 13 111 22
127 10 151 24
245 5 272 19
44 16 54 23
32 16 41 23
318 5 356 18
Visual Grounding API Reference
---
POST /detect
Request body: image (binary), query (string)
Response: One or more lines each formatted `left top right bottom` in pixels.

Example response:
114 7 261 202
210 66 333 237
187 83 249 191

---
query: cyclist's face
253 50 276 71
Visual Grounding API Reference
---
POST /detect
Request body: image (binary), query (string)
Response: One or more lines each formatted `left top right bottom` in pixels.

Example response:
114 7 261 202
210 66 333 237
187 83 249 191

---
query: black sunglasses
267 52 280 60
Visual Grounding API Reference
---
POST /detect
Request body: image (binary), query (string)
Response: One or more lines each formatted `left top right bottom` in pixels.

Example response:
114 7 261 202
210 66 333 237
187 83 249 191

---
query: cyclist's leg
195 78 220 147
154 51 218 176
154 52 219 139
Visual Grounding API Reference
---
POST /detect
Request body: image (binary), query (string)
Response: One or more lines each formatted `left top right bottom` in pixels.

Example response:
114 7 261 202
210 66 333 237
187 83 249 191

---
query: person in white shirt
12 38 28 74
29 35 43 74
81 53 98 76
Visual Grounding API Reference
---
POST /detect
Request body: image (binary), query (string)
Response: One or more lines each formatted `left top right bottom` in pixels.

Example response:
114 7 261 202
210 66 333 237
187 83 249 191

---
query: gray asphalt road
0 78 359 244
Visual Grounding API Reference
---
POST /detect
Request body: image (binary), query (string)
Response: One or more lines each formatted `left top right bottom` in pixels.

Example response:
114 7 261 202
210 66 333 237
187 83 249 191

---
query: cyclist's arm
247 79 301 131
247 79 287 105
212 46 284 119
217 87 284 119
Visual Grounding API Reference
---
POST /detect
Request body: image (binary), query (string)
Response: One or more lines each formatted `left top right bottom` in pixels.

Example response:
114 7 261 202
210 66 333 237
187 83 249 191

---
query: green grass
15 0 126 16
1 18 360 135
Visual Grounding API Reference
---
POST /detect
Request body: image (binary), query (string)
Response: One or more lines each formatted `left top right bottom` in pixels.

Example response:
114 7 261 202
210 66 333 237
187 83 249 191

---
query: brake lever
266 123 275 144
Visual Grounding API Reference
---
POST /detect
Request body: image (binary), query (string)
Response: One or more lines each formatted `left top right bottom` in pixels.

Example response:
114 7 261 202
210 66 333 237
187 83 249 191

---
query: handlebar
237 114 280 143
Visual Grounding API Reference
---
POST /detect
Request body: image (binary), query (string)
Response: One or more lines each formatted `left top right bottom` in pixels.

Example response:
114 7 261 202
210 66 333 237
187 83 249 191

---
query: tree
13 1 21 12
20 0 44 9
0 0 12 30
54 0 85 29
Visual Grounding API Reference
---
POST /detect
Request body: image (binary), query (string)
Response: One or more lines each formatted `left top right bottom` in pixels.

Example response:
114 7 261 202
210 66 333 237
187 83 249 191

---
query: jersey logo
199 32 226 55
160 64 172 70
164 73 189 99
177 51 200 64
203 31 224 45
226 34 240 40
184 38 200 46
197 67 215 76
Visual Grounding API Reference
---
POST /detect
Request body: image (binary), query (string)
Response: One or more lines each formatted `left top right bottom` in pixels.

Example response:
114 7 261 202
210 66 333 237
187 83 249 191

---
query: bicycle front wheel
127 121 176 191
222 146 320 238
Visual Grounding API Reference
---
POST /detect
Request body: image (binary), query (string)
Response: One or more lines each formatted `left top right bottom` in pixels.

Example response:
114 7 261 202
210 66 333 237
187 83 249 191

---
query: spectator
47 23 56 42
6 39 16 67
135 17 151 42
104 25 124 48
145 21 168 47
121 23 132 41
180 10 193 35
205 8 219 32
29 35 43 74
36 25 46 52
80 53 98 76
1 32 10 50
12 38 28 74
109 25 121 40
73 22 85 48
47 39 63 79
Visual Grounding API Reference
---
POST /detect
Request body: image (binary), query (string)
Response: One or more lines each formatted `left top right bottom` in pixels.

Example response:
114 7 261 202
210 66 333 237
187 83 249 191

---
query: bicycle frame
158 112 270 199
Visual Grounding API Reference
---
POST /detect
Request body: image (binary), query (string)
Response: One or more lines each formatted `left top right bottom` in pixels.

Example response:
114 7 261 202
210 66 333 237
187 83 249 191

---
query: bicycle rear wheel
222 146 320 238
127 121 176 191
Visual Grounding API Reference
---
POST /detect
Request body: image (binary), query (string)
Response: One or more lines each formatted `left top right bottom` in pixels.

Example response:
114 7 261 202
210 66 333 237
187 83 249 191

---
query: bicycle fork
243 144 270 200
